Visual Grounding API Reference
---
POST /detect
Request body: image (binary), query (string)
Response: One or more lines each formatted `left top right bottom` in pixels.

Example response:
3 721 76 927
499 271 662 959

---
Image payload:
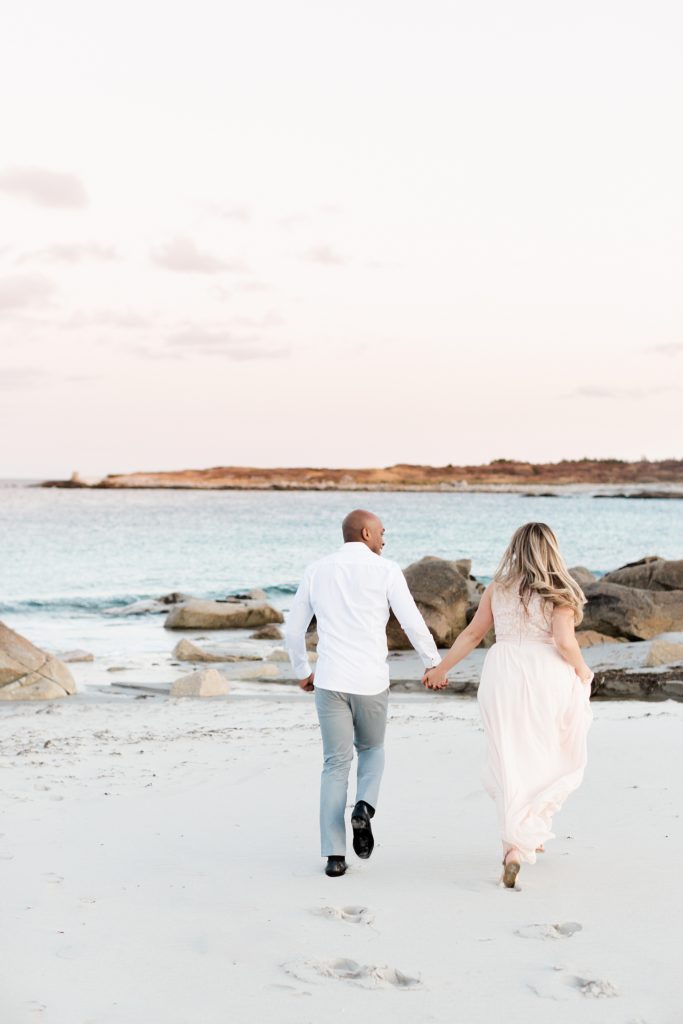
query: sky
1 0 682 478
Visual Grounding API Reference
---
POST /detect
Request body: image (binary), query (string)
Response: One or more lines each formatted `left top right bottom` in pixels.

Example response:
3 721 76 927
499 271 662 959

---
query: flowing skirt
477 641 592 864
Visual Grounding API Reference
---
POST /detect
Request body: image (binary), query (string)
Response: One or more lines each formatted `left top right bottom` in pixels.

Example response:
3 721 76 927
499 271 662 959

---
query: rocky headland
40 458 683 492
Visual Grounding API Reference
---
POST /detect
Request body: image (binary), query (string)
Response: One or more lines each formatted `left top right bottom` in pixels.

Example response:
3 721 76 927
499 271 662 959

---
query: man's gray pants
314 686 389 856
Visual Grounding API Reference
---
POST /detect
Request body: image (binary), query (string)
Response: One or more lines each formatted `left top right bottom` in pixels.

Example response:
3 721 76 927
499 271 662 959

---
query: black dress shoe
325 856 347 877
351 800 375 859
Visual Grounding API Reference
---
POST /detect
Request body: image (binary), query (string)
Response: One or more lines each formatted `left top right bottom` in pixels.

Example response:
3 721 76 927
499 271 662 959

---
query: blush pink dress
477 584 592 864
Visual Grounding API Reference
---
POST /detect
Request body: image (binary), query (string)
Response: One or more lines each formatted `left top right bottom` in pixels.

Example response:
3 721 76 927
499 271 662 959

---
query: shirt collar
341 542 377 556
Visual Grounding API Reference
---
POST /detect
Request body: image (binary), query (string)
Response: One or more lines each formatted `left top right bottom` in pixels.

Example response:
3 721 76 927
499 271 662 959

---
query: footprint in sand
312 905 375 926
44 873 63 886
528 965 618 1001
516 922 583 940
283 958 422 989
572 975 619 998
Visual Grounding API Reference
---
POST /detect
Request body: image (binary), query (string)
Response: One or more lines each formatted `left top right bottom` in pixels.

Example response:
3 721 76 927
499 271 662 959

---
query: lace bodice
491 584 554 644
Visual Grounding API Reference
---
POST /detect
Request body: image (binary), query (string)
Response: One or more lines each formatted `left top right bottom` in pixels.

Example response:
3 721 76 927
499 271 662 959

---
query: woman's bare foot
536 844 545 853
502 848 521 889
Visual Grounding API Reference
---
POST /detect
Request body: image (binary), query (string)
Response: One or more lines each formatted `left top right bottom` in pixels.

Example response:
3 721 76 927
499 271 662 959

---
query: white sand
1 692 680 1023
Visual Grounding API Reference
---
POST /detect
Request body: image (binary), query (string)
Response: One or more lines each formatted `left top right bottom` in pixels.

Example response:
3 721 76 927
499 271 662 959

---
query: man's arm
387 565 440 668
284 567 315 690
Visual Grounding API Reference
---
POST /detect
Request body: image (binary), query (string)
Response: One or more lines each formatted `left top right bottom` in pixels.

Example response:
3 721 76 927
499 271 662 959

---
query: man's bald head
342 509 385 554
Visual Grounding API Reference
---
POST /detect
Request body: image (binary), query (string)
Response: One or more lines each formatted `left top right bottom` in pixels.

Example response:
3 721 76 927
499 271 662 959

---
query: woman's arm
423 586 494 689
552 605 593 684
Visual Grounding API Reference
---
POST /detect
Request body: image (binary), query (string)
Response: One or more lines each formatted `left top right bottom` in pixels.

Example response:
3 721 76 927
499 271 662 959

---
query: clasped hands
422 664 449 690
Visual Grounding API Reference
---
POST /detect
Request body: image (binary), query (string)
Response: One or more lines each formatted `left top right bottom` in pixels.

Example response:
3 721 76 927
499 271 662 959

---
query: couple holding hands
285 511 592 887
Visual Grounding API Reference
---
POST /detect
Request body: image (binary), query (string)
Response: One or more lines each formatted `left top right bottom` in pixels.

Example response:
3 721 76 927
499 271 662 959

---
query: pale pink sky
1 1 682 477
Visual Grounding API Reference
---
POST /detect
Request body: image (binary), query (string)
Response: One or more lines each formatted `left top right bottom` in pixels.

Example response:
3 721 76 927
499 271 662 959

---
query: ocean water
1 483 682 660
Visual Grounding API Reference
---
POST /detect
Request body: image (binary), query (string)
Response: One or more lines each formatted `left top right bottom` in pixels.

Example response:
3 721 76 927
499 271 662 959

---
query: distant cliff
40 459 683 491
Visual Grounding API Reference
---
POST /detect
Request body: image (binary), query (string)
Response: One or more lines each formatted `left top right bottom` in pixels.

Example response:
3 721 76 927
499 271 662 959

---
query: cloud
0 274 56 311
152 236 244 274
648 343 683 357
302 244 346 266
569 385 670 399
65 309 152 329
164 327 289 360
20 242 117 264
0 166 88 208
0 366 50 390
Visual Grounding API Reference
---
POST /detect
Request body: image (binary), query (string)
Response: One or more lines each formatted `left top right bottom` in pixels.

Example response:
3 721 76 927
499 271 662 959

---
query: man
285 509 440 877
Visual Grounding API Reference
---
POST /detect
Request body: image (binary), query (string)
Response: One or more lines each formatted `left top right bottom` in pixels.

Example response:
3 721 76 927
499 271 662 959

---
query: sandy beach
1 690 680 1024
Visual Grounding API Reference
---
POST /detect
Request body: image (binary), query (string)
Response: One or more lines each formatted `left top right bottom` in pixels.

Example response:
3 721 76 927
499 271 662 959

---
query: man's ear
361 526 370 542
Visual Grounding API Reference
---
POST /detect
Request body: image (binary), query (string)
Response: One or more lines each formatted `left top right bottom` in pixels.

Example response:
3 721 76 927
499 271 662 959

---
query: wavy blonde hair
493 522 586 624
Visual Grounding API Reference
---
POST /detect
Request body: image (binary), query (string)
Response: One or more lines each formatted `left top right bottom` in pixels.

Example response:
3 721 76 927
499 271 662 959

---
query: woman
424 522 593 888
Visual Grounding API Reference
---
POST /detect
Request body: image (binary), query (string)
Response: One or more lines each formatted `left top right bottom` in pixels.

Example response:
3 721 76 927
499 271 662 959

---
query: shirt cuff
423 655 441 669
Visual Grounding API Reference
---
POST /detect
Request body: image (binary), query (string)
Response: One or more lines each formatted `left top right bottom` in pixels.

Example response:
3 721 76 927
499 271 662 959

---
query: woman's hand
577 667 594 686
423 666 448 690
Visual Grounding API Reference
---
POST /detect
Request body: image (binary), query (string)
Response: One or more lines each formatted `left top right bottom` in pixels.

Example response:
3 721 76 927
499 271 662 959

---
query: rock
582 582 683 640
569 566 597 588
159 592 193 605
602 557 683 591
266 647 317 663
172 639 260 663
0 622 76 700
576 630 625 648
306 629 318 651
0 678 72 700
249 624 283 640
170 669 231 697
386 556 469 650
645 638 683 667
58 649 95 662
266 647 291 662
592 667 683 700
164 599 284 630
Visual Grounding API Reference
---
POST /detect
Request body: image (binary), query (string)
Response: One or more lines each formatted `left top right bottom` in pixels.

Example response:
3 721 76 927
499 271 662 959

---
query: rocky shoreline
2 555 683 703
39 458 683 492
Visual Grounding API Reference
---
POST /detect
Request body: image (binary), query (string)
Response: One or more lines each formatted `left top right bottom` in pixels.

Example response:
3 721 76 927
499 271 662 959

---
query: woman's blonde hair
493 522 586 624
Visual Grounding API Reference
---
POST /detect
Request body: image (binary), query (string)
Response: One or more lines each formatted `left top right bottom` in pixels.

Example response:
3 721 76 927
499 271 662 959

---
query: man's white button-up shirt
285 542 440 696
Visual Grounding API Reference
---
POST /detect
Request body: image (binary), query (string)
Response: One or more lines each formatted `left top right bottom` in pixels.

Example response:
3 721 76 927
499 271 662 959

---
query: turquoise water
2 484 682 607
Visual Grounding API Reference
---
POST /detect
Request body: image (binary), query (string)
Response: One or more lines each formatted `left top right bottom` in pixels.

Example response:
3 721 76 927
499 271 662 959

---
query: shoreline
33 481 683 497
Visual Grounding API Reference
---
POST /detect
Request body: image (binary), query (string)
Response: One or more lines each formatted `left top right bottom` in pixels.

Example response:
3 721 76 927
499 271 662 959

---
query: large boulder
386 556 469 650
569 566 597 588
165 599 284 630
582 582 683 640
170 669 231 697
576 630 625 648
602 556 683 591
0 622 76 700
